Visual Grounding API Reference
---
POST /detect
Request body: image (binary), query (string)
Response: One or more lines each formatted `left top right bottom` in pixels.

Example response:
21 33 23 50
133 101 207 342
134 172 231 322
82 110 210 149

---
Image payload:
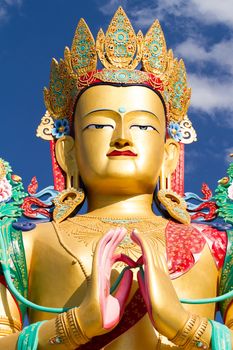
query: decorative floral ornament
51 118 70 139
0 177 12 203
167 122 182 142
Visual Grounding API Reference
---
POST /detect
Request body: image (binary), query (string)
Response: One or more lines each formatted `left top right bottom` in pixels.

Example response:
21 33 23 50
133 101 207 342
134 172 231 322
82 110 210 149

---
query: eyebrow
127 110 160 121
81 109 117 118
81 108 160 120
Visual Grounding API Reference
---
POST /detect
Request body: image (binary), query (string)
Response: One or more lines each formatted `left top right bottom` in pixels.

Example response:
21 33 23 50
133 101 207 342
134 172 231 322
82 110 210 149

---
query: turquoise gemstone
196 341 203 348
119 73 126 79
118 107 126 113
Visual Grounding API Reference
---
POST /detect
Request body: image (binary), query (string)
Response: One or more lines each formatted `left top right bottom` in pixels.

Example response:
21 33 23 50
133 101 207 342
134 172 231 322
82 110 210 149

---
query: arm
131 229 233 349
0 227 132 349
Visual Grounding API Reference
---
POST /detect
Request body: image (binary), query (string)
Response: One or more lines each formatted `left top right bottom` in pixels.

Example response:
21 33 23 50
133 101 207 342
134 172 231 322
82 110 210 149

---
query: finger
131 229 154 270
91 229 120 298
146 238 167 273
102 294 120 329
99 228 127 327
89 229 115 295
93 229 115 270
99 228 126 273
114 269 133 318
99 228 127 293
137 270 154 325
150 241 163 271
101 228 127 278
113 253 138 268
107 228 127 266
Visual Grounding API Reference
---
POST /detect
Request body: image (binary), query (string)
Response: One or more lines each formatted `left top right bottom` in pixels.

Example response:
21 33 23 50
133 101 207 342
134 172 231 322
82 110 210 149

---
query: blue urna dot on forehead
118 107 126 113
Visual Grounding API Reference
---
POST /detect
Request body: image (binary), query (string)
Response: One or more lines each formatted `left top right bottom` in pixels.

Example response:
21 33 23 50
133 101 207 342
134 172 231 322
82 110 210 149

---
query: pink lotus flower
0 177 12 203
228 182 233 200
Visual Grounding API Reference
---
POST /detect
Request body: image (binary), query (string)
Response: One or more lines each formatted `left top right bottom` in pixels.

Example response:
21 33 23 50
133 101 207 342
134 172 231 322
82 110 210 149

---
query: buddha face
74 85 170 195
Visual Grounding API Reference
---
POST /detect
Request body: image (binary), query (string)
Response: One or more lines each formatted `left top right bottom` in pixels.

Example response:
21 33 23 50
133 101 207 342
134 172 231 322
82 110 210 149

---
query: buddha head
37 7 196 206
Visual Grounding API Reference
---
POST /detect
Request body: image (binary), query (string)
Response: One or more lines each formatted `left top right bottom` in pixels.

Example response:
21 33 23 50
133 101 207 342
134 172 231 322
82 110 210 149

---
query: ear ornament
53 188 85 223
157 189 190 225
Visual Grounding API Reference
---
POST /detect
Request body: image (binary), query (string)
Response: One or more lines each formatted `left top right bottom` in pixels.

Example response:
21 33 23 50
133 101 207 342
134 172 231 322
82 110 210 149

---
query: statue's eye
85 124 114 130
130 125 157 131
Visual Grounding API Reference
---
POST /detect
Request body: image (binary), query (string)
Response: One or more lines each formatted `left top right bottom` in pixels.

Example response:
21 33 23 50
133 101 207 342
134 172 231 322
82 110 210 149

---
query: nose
110 138 133 149
110 120 133 149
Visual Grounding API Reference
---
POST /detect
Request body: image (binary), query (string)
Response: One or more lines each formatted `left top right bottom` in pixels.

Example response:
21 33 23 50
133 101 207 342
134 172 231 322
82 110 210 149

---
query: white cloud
3 0 22 5
0 0 22 22
99 0 233 28
188 73 233 123
99 0 125 15
191 0 233 27
176 38 233 74
176 39 233 120
0 6 7 20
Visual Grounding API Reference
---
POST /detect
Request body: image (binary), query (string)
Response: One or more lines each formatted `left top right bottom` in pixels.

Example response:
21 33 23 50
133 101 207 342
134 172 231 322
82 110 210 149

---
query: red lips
107 150 137 157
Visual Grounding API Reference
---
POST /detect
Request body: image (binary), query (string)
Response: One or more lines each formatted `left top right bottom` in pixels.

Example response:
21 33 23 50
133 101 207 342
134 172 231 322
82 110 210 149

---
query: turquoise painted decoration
0 159 28 319
214 162 233 224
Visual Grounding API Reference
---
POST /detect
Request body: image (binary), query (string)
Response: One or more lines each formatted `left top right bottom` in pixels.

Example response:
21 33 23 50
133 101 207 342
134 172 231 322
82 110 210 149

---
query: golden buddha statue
0 6 233 350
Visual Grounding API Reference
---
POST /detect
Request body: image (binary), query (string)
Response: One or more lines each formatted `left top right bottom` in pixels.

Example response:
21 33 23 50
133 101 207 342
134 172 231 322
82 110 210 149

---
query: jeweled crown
38 7 196 144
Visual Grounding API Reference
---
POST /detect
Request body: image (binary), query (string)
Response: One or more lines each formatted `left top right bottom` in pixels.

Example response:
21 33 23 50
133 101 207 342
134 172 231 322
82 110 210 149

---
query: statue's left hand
131 229 188 340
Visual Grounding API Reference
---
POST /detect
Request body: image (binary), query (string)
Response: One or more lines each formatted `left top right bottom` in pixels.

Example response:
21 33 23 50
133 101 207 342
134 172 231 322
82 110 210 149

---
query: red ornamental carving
201 183 213 200
27 177 38 195
190 201 218 221
21 197 51 219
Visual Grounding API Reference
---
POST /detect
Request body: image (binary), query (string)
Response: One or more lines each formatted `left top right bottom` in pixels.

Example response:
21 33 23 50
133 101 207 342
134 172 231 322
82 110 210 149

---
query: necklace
53 215 167 277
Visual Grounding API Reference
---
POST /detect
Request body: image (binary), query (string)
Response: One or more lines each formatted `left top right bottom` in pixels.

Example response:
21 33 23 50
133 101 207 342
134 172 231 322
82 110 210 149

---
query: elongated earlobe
55 136 79 189
159 138 180 190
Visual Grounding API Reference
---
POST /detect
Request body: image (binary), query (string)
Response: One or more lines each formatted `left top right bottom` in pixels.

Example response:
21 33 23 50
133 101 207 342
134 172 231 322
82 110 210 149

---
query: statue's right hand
77 227 133 339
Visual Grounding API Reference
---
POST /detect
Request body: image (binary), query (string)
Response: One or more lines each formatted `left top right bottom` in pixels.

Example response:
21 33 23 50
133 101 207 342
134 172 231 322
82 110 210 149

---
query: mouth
107 150 137 157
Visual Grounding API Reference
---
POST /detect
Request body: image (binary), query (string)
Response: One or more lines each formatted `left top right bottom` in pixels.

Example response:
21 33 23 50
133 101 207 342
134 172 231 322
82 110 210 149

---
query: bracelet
67 308 89 344
170 314 210 349
17 321 46 350
185 317 210 350
170 314 198 346
50 309 90 347
0 315 22 332
0 327 16 336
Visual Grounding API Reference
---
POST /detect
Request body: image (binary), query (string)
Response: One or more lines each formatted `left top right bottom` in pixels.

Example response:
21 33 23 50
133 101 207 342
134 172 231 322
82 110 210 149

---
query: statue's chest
54 219 227 281
53 217 168 279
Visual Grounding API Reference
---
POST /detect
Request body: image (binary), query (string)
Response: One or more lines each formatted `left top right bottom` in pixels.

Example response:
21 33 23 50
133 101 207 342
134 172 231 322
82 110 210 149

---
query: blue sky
0 0 232 197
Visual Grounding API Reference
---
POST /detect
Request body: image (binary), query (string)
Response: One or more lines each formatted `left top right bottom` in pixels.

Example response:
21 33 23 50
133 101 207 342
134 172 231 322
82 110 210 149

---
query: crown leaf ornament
142 19 168 77
44 58 77 120
70 18 97 76
96 7 143 70
38 6 196 145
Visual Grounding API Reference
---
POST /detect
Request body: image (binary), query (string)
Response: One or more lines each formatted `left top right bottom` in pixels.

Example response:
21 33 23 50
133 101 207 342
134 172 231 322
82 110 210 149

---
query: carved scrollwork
180 115 197 144
36 111 54 141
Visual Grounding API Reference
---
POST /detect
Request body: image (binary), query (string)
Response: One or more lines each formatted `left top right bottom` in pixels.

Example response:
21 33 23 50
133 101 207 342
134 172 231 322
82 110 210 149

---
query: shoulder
166 220 228 278
22 221 56 271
